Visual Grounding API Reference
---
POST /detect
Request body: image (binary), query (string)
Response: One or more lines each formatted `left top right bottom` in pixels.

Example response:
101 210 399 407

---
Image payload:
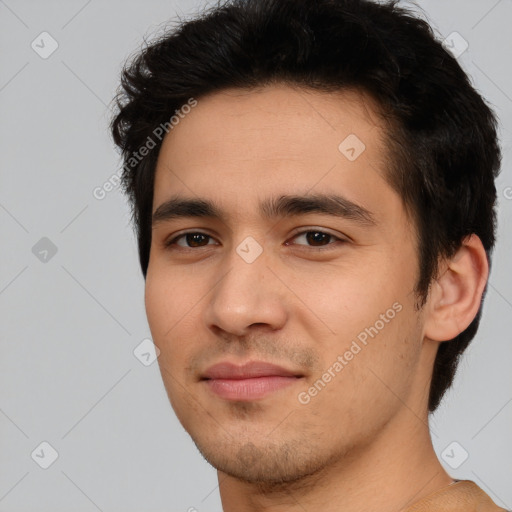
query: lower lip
204 376 301 400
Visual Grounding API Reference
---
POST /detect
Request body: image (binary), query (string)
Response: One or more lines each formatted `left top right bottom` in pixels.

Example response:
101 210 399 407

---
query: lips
201 361 302 380
201 361 303 400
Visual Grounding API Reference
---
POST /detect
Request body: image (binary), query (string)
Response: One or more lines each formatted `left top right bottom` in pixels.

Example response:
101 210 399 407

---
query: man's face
146 84 433 484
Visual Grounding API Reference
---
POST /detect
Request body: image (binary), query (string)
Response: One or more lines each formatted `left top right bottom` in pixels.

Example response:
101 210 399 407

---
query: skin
145 84 488 512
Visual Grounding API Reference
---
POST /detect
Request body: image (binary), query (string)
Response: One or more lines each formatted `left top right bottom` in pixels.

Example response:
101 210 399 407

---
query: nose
203 243 289 338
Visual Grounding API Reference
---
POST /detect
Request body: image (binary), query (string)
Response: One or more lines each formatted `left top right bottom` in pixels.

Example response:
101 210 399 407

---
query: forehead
153 84 397 223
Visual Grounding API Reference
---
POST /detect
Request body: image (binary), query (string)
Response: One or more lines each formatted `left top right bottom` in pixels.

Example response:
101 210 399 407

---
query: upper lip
201 361 302 380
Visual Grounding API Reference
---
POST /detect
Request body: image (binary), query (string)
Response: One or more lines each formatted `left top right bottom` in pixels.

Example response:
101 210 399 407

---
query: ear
423 234 489 342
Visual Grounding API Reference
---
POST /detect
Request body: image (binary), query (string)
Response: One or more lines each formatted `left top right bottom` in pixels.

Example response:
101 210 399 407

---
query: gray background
1 1 511 511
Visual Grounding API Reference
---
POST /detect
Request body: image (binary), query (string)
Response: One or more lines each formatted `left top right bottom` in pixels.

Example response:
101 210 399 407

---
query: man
110 0 507 510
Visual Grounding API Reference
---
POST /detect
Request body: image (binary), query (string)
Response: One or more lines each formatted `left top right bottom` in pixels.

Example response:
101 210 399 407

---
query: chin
189 432 335 488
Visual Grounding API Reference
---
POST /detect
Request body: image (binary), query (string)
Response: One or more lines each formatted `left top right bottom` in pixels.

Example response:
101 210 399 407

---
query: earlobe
423 234 489 342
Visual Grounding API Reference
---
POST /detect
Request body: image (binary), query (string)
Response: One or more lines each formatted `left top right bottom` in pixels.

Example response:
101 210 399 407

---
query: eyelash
163 229 346 252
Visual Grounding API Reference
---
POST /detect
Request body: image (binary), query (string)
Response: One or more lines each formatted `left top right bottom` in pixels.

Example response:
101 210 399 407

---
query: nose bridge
215 237 269 310
205 237 287 334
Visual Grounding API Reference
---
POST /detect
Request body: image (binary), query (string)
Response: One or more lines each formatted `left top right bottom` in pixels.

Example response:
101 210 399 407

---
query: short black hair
110 0 501 412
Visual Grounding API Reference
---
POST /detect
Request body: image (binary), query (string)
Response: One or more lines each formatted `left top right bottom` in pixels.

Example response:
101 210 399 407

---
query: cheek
145 270 188 361
145 272 200 412
145 264 213 376
144 272 170 341
145 262 198 334
285 259 407 335
299 305 421 438
289 258 420 398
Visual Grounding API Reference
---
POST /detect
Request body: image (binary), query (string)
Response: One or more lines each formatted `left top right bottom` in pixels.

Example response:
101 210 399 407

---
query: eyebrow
152 193 376 227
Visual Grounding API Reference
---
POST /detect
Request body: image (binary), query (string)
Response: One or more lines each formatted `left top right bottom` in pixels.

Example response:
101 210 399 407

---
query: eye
164 232 218 250
287 229 345 250
163 229 346 252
